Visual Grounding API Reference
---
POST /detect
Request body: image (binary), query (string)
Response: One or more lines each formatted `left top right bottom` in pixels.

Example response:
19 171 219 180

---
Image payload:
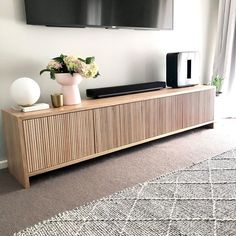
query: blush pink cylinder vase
55 73 83 105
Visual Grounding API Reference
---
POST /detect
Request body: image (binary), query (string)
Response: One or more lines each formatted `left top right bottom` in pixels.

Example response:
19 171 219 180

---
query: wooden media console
2 85 215 188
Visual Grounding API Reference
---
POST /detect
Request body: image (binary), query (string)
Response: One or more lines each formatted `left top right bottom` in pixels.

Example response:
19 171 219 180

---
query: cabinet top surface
3 85 215 119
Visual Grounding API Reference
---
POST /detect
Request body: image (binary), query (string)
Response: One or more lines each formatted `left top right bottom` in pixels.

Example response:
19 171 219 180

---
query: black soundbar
86 81 166 98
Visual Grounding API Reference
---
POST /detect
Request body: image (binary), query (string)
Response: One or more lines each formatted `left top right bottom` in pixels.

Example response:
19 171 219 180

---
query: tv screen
24 0 173 30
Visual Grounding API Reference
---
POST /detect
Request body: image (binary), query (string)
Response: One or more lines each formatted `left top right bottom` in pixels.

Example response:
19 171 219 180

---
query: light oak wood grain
23 110 95 173
2 112 29 188
2 85 215 188
94 105 121 153
3 85 215 120
119 101 145 146
29 120 214 177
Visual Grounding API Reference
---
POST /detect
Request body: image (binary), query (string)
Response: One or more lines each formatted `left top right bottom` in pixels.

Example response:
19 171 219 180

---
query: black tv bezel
24 0 174 30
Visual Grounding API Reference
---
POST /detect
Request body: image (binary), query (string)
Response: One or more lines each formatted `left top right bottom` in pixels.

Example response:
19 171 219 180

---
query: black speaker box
166 52 199 88
86 81 166 98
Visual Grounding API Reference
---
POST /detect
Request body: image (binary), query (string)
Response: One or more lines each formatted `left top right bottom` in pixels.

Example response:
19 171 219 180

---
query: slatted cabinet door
182 92 200 128
164 95 183 133
143 95 183 139
198 89 215 123
23 110 95 174
93 101 146 153
119 101 145 146
93 105 121 153
182 90 214 128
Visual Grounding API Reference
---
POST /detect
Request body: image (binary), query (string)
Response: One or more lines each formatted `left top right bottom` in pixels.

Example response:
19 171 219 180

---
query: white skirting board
0 160 8 169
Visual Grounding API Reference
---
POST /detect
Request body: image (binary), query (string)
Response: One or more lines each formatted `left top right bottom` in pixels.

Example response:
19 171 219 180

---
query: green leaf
40 69 51 75
50 71 56 80
94 72 100 78
60 54 65 58
53 55 64 63
78 57 86 62
211 75 224 92
85 57 95 64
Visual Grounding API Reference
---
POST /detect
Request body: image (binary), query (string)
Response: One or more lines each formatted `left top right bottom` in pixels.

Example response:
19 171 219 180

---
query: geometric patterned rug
15 149 236 236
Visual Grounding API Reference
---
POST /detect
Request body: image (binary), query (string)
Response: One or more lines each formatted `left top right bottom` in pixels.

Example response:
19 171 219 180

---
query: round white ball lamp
10 78 40 106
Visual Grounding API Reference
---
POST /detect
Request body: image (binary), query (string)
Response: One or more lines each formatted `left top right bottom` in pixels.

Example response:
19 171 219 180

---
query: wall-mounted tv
24 0 173 30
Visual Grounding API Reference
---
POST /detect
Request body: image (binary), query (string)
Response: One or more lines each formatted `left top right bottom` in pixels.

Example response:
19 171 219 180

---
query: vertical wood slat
47 116 56 169
23 110 95 173
23 119 32 173
28 119 37 172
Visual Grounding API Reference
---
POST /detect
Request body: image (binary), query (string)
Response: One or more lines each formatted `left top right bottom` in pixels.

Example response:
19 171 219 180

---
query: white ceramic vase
55 73 83 105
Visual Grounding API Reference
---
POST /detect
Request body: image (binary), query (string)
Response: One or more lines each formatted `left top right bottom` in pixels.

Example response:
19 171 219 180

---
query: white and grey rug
15 149 236 236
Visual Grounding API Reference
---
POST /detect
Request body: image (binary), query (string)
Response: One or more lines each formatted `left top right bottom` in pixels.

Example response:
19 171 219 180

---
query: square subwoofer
166 51 199 88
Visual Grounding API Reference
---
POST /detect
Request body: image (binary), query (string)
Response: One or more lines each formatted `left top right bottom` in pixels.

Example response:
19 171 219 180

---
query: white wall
0 0 219 162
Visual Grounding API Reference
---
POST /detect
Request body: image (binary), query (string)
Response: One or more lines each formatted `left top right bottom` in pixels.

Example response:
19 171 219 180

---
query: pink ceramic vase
55 73 83 105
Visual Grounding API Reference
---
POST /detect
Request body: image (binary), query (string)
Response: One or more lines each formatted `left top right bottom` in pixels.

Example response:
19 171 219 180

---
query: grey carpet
1 118 236 235
15 149 236 236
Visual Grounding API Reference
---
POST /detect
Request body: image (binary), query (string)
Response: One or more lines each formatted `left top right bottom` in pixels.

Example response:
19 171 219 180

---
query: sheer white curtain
213 0 236 117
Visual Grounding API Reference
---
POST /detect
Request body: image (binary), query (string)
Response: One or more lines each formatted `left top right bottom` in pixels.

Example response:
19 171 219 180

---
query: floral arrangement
40 54 99 79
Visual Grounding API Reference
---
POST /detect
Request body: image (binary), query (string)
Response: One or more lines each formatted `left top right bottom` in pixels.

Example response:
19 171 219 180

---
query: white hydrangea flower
77 62 99 78
47 60 62 70
64 56 81 72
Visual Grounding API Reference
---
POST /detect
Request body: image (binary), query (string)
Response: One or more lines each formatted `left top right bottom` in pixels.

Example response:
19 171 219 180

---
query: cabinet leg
22 178 30 189
14 175 30 189
205 122 214 129
9 169 30 189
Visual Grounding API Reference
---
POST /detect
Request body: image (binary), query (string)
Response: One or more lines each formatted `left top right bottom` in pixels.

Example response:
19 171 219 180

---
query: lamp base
12 103 50 112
